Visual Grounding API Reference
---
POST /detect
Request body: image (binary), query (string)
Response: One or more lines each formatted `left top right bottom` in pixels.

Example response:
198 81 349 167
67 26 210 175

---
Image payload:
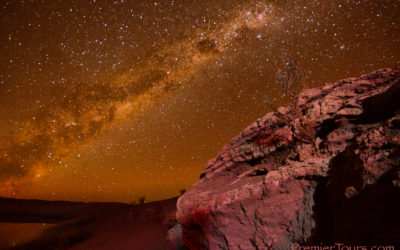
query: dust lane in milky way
0 0 399 202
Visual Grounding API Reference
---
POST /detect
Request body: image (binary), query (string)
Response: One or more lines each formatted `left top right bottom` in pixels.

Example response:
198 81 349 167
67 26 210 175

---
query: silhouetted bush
138 196 145 205
261 54 318 152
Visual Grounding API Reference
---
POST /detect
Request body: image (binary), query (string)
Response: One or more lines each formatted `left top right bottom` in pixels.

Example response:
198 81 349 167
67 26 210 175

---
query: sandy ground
0 197 179 250
70 198 177 250
0 223 54 247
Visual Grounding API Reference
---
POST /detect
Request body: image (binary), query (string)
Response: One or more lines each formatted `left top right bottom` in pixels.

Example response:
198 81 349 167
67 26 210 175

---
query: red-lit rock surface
174 67 400 249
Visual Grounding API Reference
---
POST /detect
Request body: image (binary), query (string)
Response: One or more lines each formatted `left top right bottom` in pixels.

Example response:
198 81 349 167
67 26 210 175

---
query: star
0 0 399 202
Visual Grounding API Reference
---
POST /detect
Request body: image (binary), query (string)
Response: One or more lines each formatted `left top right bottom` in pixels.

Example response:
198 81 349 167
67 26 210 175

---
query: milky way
0 0 399 202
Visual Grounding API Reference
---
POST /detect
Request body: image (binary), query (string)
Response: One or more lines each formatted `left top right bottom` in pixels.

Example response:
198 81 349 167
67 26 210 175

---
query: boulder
175 67 400 249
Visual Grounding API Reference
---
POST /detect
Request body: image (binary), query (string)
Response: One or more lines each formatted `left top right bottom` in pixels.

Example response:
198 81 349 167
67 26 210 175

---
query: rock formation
174 67 400 249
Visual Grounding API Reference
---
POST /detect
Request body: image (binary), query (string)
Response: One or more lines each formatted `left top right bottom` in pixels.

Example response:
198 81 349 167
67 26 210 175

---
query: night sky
0 0 399 203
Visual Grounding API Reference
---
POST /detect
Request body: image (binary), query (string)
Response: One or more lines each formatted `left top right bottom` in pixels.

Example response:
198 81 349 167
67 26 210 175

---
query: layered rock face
175 67 400 249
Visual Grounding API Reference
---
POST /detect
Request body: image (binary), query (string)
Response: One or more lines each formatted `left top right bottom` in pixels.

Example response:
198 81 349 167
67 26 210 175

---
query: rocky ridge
173 67 400 249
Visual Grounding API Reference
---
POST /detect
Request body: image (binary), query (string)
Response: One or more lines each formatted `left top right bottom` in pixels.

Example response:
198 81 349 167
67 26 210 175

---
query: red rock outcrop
174 67 400 249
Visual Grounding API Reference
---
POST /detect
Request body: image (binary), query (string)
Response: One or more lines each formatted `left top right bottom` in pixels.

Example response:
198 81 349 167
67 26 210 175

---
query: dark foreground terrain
0 197 178 250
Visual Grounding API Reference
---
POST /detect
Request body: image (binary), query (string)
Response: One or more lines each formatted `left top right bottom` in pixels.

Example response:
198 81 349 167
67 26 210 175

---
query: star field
0 0 399 202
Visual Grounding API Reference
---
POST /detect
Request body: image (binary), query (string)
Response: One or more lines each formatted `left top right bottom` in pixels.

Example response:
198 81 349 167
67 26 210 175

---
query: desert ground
0 197 179 250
